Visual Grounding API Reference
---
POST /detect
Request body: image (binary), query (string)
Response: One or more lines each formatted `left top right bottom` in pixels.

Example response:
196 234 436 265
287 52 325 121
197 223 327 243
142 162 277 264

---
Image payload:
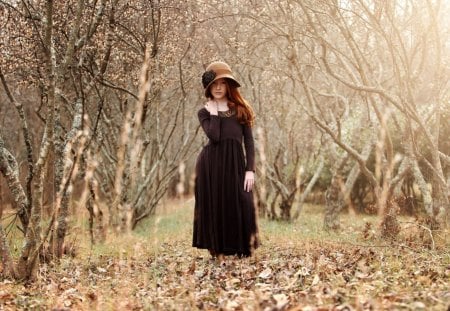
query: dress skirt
193 138 259 257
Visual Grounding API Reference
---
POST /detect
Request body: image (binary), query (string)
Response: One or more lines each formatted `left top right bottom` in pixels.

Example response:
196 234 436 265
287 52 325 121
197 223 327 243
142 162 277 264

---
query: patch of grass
259 204 379 245
69 198 195 262
134 200 193 242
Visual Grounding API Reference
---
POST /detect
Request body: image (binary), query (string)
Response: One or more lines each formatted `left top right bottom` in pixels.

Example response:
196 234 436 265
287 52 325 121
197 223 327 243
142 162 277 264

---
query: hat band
213 68 232 76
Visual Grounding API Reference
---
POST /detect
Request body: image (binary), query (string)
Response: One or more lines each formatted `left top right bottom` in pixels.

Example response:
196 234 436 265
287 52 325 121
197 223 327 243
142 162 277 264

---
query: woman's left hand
244 171 255 192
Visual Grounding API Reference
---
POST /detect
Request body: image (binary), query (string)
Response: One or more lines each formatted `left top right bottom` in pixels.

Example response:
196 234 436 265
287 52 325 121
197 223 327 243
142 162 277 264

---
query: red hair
206 78 255 127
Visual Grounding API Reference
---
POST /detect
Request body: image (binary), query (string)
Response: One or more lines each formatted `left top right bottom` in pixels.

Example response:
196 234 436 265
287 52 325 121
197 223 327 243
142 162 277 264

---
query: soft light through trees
189 0 449 233
0 0 449 280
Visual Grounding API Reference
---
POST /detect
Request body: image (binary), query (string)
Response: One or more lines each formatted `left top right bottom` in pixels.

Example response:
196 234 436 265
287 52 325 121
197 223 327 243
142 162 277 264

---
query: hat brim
204 75 241 97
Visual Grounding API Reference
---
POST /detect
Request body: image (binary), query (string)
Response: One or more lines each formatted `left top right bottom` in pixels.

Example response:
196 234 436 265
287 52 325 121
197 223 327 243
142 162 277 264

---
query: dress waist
206 137 242 146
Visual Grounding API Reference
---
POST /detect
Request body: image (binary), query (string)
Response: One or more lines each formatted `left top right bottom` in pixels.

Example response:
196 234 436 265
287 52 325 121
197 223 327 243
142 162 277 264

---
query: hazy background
0 0 449 279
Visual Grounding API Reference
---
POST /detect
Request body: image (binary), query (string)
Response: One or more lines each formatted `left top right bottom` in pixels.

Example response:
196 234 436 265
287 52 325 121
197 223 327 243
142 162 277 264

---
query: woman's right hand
205 100 218 115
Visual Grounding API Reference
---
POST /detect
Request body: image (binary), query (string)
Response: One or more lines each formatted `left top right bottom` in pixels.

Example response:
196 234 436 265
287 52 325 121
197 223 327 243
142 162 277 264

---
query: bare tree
203 0 449 233
0 0 202 279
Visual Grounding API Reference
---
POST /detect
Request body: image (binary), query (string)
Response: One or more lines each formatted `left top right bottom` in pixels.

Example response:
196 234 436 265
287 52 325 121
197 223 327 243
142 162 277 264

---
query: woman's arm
198 107 220 142
243 125 255 192
243 125 255 172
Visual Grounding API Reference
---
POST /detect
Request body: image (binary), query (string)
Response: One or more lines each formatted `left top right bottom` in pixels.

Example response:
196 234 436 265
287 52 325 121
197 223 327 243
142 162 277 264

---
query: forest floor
0 198 449 310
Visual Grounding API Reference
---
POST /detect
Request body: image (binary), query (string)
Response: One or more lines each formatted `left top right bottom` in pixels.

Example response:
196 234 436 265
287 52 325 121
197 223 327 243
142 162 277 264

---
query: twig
398 220 436 250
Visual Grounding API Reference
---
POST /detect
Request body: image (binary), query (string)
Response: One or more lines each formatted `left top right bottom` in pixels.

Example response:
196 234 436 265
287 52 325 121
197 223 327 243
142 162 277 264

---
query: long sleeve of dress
243 125 255 172
198 108 220 143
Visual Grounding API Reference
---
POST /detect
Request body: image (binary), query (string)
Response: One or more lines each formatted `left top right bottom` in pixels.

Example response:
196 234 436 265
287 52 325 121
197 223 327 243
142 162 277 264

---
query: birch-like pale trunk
426 0 450 224
429 106 449 225
0 68 33 229
50 0 109 255
113 46 152 232
293 155 324 219
16 0 56 279
0 94 48 279
0 136 29 230
324 172 343 231
53 98 84 258
53 0 86 197
323 151 348 230
255 127 268 217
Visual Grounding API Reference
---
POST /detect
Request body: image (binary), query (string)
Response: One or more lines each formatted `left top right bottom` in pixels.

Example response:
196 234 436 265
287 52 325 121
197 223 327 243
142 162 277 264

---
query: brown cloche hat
202 61 241 97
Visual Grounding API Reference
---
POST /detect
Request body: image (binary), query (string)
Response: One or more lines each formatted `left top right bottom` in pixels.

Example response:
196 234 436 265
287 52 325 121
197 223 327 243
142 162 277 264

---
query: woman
193 61 259 260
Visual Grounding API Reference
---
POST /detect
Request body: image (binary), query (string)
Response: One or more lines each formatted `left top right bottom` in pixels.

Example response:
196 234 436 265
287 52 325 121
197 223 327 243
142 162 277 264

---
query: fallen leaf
409 301 426 309
311 274 320 286
273 293 289 309
258 268 272 279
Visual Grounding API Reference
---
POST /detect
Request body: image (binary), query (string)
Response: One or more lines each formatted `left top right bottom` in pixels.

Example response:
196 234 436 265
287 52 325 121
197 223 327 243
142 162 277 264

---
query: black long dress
193 108 259 257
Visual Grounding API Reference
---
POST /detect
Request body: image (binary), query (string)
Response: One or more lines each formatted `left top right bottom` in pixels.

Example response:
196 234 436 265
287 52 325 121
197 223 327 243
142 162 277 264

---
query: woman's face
210 78 227 100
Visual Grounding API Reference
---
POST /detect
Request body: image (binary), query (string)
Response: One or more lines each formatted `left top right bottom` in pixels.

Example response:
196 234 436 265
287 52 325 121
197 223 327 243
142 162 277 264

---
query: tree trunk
0 223 16 278
279 201 291 221
86 178 105 245
255 127 269 217
0 68 34 227
343 141 373 206
324 173 343 230
16 126 51 279
430 152 449 228
322 150 348 230
0 137 29 231
54 95 85 257
380 191 400 238
293 155 324 219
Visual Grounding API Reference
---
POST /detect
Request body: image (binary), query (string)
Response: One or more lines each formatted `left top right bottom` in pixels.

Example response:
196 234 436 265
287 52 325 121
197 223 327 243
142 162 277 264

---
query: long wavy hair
207 78 255 127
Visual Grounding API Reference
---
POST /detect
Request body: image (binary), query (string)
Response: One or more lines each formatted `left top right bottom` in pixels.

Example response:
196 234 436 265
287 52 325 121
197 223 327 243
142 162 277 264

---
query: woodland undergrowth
0 199 448 310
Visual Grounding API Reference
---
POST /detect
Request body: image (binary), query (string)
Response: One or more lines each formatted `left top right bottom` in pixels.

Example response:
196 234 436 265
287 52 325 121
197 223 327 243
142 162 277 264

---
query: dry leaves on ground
1 237 448 310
